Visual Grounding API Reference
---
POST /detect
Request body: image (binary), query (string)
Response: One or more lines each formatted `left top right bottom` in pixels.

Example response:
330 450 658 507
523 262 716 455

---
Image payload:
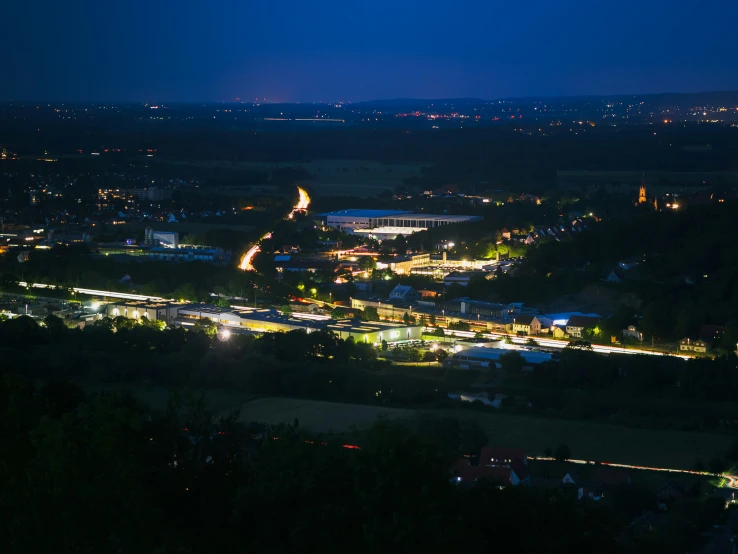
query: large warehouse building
320 209 483 239
106 301 422 344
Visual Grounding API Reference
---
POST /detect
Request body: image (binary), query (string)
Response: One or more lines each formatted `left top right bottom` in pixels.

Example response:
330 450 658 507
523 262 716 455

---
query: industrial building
445 347 552 369
145 228 179 248
106 301 421 344
107 300 182 321
98 245 231 265
320 209 483 239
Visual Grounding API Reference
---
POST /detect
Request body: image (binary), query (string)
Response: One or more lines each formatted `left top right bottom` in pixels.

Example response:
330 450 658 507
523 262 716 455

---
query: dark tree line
0 375 629 554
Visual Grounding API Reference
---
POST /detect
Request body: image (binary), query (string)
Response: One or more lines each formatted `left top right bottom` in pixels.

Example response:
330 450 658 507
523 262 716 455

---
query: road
436 328 691 359
531 456 738 489
17 282 165 302
239 186 310 271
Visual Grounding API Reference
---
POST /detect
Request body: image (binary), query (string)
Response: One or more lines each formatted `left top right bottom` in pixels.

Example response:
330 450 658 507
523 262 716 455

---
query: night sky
3 0 738 102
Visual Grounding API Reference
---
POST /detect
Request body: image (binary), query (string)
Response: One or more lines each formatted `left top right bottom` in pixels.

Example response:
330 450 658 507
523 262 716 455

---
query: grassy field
160 158 423 197
82 384 254 415
238 397 413 432
452 410 729 469
236 397 730 469
82 385 730 470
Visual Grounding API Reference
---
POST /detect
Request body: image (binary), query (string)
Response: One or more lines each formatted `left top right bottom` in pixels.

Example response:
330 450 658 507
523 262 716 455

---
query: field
238 397 413 432
160 158 423 197
82 384 254 415
88 386 731 470
236 397 730 469
454 410 729 469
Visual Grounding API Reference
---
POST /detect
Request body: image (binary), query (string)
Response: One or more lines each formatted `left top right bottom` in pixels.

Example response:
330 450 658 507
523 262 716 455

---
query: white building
321 209 483 239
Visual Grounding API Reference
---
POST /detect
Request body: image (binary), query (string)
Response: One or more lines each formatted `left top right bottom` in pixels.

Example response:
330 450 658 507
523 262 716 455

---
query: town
3 95 738 553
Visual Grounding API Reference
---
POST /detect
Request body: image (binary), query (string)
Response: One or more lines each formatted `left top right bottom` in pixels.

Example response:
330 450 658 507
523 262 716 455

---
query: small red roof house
452 458 524 486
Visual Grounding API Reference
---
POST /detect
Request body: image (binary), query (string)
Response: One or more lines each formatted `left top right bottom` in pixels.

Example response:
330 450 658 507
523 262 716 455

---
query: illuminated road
530 456 738 488
17 282 164 302
288 186 311 219
435 328 690 359
238 231 271 271
239 186 310 271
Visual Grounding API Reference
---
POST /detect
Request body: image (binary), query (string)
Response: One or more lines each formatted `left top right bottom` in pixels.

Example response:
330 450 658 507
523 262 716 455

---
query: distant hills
358 91 738 107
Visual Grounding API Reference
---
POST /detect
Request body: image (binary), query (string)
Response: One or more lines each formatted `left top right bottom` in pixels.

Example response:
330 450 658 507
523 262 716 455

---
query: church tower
638 174 647 204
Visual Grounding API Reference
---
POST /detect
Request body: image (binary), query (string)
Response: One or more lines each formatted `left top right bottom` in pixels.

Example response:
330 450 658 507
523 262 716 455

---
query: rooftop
321 209 411 218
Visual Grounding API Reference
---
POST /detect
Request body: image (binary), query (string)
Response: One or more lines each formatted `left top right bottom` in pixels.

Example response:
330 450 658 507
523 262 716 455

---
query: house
389 285 420 302
454 446 530 486
551 325 568 339
416 289 441 300
622 325 643 341
629 511 667 533
451 458 524 486
679 338 708 354
512 314 542 335
443 271 478 287
605 269 624 284
578 486 604 501
562 471 578 485
566 315 601 338
288 300 318 314
654 480 687 502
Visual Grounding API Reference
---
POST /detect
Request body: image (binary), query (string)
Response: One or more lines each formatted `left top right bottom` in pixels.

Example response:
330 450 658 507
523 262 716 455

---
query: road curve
239 186 310 271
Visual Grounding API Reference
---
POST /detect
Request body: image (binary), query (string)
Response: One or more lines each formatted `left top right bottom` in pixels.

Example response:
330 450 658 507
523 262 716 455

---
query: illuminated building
320 209 483 239
106 301 422 343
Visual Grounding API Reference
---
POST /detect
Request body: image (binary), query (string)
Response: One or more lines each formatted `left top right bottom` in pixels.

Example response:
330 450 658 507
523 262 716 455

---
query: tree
141 317 166 331
422 351 436 363
394 234 407 254
707 457 726 475
459 420 488 455
525 338 539 346
215 296 231 308
362 306 379 321
406 348 422 362
173 282 198 302
448 320 470 332
499 350 525 373
429 313 436 326
358 257 376 271
555 444 571 462
381 339 388 351
42 314 68 340
192 318 218 338
435 349 448 362
433 327 445 337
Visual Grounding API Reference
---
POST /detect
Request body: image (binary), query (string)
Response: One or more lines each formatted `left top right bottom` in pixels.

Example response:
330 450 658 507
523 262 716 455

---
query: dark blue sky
3 0 737 102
